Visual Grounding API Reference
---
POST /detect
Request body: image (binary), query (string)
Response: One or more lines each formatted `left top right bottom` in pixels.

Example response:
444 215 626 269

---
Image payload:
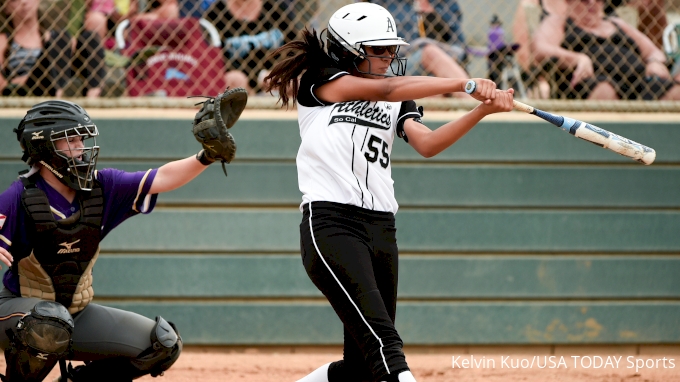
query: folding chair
115 17 227 97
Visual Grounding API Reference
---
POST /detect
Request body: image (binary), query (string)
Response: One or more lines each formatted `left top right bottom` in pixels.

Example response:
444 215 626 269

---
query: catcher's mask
15 100 100 191
325 2 408 77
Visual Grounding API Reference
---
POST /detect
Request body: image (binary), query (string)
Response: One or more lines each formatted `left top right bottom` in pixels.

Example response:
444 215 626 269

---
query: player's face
54 135 85 160
567 0 604 18
357 45 398 79
4 0 39 18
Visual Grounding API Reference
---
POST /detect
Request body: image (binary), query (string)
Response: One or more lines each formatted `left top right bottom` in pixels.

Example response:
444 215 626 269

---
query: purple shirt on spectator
0 168 159 294
488 25 506 52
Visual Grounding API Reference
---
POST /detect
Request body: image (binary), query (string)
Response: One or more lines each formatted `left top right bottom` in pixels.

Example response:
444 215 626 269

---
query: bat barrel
512 100 657 165
573 121 657 165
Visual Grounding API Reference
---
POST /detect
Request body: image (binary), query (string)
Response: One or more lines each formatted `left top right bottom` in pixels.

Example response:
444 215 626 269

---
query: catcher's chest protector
16 176 103 314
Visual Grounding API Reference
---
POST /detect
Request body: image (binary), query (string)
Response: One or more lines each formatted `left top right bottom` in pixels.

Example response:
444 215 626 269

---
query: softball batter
0 95 242 381
264 3 514 382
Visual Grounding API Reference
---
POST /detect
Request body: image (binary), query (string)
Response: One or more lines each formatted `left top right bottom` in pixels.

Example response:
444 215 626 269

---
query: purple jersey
0 168 159 294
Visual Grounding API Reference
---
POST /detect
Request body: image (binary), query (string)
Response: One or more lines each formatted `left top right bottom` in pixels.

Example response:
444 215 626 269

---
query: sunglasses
366 45 399 56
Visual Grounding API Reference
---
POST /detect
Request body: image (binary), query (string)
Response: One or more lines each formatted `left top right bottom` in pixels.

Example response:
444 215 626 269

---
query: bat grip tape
533 108 565 128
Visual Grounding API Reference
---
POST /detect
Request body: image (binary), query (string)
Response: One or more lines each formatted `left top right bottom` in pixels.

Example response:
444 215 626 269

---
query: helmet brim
361 39 409 47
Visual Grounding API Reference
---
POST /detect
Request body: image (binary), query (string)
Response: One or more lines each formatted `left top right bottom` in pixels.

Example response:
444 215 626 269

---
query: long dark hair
264 28 335 109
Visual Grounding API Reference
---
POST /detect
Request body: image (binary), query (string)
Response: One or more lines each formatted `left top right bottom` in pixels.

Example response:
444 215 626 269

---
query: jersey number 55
364 135 390 169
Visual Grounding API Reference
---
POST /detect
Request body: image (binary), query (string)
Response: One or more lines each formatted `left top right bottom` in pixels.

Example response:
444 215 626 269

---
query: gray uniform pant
0 288 155 362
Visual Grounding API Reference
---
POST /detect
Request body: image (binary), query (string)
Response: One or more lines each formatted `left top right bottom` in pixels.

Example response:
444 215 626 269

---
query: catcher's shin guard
2 301 74 382
60 316 182 381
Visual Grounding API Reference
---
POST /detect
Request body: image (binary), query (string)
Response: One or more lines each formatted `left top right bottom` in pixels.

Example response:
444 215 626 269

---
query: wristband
464 80 476 95
196 150 215 166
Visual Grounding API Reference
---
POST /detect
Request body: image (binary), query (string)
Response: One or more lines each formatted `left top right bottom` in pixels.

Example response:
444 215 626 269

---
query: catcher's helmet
326 2 409 77
15 100 100 191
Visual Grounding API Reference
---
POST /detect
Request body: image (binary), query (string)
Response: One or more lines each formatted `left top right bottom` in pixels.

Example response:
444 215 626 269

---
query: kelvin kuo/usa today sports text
452 355 676 373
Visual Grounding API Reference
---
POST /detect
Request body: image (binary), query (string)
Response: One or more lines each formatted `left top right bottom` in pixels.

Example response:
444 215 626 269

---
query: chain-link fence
2 0 680 103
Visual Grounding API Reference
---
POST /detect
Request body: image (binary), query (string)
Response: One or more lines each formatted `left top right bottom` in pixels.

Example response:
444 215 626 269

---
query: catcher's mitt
192 87 248 176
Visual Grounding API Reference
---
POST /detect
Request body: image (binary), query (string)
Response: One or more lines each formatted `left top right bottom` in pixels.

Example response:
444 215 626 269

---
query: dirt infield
22 347 679 381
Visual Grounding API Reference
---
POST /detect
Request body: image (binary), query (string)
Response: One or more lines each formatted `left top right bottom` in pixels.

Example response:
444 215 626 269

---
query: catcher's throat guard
191 87 248 176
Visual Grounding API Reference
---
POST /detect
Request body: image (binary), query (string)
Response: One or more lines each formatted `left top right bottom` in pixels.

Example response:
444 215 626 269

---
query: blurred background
3 0 680 101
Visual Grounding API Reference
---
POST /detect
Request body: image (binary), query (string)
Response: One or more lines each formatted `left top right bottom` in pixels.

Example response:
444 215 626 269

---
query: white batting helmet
326 2 408 76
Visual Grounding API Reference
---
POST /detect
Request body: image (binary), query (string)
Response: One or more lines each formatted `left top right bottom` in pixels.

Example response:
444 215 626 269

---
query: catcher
0 88 246 381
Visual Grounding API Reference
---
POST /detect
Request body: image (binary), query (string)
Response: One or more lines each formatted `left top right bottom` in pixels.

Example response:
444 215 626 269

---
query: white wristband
464 80 476 94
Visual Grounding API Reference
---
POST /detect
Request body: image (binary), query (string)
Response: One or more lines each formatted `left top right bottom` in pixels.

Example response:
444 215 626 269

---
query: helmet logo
31 130 45 140
83 116 90 122
386 17 394 32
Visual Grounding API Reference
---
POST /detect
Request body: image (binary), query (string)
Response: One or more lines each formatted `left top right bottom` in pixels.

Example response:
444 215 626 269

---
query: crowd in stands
0 0 106 97
0 0 678 100
514 0 679 100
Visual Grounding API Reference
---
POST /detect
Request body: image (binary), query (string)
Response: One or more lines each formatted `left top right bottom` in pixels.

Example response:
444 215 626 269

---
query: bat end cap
641 150 657 165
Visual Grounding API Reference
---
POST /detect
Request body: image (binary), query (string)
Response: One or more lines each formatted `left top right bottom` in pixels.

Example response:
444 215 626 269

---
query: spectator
372 0 471 98
85 0 179 51
135 0 180 20
512 0 667 65
375 0 465 46
84 0 139 45
514 0 668 71
180 0 214 18
533 0 680 100
204 0 298 94
0 0 106 97
511 0 565 99
512 0 565 73
282 0 318 39
513 0 668 99
604 0 668 48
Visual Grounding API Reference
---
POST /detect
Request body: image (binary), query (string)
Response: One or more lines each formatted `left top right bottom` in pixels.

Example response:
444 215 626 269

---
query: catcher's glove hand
192 87 248 176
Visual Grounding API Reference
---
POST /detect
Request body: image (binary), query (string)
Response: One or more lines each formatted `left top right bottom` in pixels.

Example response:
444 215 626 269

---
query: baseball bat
512 100 656 165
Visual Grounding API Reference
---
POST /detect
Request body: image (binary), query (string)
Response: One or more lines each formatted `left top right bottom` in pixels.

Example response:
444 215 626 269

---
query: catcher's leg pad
130 316 182 378
215 87 248 129
62 316 182 381
3 301 74 382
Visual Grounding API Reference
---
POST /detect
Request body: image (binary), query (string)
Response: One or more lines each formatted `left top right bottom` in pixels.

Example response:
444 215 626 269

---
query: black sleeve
396 100 423 143
297 67 349 107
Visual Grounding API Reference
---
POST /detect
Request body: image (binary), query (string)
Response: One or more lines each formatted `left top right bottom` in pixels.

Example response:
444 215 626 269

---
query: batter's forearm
381 77 467 101
411 107 487 158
